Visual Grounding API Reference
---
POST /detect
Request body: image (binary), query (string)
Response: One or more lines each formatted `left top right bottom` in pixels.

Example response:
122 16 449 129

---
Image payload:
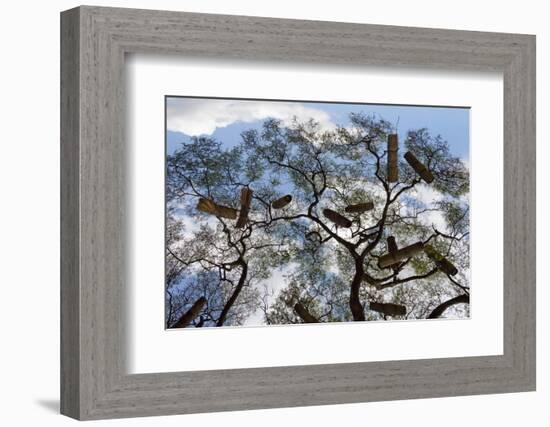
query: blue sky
166 97 470 160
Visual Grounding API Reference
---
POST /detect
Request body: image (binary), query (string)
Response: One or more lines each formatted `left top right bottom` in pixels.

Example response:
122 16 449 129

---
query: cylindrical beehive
197 198 238 219
344 201 374 214
322 208 352 228
271 194 292 209
387 235 398 255
424 244 458 276
404 151 435 183
377 241 424 268
369 301 406 316
387 134 398 182
236 187 253 228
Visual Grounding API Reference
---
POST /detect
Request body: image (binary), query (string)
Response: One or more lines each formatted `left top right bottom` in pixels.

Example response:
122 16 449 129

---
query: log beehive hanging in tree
387 235 399 271
344 201 374 214
424 244 459 276
294 302 319 323
236 187 253 228
404 151 435 183
171 296 207 328
378 241 424 268
271 194 292 209
322 208 352 228
387 235 398 255
387 134 399 182
197 198 238 219
369 301 407 316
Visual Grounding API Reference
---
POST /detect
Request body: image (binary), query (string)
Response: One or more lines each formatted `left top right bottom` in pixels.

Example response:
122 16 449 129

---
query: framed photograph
61 6 536 420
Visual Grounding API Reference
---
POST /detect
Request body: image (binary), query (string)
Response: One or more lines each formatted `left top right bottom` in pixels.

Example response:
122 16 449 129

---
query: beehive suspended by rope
323 208 352 228
236 187 253 228
387 134 399 182
404 151 435 183
387 235 398 254
344 201 374 214
378 241 424 268
386 236 399 271
369 301 406 316
271 194 292 209
197 198 238 219
424 244 459 276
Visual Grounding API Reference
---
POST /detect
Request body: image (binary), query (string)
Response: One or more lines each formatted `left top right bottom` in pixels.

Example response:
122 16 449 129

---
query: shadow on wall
35 399 59 414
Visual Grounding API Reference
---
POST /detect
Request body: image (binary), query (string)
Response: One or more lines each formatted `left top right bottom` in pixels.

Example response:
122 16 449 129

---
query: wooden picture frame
60 5 536 420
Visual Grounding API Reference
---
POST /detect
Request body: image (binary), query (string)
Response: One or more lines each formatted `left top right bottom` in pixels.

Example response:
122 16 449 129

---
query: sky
166 96 470 161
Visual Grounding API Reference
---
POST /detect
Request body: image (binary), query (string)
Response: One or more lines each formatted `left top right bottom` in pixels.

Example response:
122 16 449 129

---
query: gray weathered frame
60 5 536 420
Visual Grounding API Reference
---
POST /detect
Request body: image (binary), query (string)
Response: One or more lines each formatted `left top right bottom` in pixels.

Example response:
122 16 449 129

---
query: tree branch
171 297 207 328
294 303 319 323
428 294 470 319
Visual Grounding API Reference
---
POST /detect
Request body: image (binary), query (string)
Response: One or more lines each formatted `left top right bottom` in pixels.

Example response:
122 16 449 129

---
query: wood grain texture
60 5 536 420
60 7 80 419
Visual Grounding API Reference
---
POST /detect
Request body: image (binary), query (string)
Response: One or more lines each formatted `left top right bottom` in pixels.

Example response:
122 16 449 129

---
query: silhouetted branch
171 297 207 328
428 294 469 319
294 303 319 323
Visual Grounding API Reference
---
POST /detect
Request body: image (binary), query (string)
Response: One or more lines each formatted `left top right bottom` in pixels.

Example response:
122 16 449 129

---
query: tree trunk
428 294 469 319
216 261 248 326
171 297 207 328
350 259 366 321
294 303 319 323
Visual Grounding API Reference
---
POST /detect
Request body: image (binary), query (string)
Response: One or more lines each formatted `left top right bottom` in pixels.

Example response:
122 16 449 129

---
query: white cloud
243 263 297 326
167 98 335 136
409 184 448 232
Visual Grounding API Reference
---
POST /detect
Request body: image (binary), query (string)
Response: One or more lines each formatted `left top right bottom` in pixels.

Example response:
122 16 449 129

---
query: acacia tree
166 113 470 327
165 137 296 327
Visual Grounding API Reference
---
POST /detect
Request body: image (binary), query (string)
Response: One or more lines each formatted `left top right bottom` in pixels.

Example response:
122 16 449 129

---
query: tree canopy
165 113 470 328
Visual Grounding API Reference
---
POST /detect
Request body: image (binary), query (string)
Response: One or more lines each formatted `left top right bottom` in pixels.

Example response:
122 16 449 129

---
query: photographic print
165 97 470 329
